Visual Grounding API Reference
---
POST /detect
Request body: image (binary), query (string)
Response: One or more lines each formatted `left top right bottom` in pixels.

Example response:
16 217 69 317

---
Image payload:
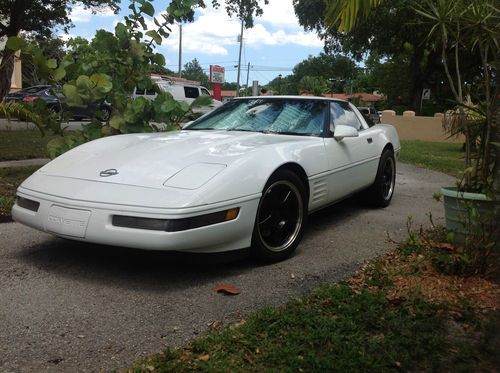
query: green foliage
9 0 213 158
182 58 211 88
415 0 499 195
293 53 357 85
293 0 461 112
5 36 26 51
221 0 269 28
325 0 384 32
0 103 43 133
298 76 328 96
401 221 499 277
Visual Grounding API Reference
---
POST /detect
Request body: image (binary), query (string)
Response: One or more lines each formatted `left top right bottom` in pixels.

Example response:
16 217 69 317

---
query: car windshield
186 98 327 136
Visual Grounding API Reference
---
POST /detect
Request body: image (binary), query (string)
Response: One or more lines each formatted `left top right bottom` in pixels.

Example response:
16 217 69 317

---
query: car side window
201 88 211 96
330 101 363 131
145 87 156 95
135 88 145 96
184 86 200 98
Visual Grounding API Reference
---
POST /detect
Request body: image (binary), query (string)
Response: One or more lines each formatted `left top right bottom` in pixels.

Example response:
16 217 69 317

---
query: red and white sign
210 65 225 84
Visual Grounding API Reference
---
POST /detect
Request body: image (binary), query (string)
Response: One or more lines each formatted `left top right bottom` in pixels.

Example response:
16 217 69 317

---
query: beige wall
10 52 22 90
381 114 463 143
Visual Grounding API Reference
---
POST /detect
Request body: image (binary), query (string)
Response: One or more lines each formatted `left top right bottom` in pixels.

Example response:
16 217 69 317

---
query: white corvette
13 96 400 262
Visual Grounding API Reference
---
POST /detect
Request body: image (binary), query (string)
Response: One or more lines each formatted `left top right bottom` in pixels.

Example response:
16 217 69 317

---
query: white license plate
46 205 91 238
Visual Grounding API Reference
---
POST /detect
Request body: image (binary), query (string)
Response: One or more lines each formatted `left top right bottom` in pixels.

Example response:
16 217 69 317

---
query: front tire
251 170 307 262
365 149 396 207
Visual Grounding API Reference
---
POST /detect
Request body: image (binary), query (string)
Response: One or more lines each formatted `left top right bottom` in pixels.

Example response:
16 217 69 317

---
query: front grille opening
16 196 40 212
112 208 240 232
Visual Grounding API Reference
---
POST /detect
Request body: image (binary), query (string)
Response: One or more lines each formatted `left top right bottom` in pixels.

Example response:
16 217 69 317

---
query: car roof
232 95 349 103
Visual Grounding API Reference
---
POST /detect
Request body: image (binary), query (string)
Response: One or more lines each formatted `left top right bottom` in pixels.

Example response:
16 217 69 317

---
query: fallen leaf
212 283 241 295
198 354 210 361
179 354 191 362
429 241 461 251
146 365 155 372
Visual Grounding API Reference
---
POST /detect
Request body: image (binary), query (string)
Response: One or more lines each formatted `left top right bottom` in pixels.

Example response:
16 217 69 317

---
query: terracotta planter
441 187 500 243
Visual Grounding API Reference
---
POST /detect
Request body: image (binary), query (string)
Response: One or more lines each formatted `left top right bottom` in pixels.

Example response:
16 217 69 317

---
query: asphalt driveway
0 163 454 372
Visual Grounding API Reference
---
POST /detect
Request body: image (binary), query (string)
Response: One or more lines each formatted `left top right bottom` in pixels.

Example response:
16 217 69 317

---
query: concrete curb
0 158 50 168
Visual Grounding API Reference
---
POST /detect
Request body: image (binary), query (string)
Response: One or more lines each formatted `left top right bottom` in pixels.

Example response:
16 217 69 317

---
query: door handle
367 138 373 144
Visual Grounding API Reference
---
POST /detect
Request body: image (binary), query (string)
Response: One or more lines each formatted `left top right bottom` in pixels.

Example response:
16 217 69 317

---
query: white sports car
13 96 400 262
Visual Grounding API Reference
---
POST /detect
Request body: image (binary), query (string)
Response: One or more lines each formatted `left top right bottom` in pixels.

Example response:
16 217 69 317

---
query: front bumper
12 187 260 253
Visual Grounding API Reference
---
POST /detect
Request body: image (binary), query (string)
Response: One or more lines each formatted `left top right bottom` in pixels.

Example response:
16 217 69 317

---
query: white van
133 76 222 114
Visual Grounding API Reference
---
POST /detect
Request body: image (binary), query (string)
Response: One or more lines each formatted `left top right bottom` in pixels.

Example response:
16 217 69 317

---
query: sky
62 0 325 85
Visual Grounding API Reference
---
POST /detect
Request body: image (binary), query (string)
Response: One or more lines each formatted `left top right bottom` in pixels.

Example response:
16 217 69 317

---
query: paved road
0 164 454 373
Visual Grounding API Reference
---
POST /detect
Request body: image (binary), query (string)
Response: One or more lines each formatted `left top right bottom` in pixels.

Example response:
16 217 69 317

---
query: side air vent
311 179 328 205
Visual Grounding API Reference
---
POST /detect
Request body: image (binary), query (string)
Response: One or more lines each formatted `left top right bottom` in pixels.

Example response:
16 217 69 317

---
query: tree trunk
492 72 500 199
408 47 424 114
0 47 16 100
0 0 27 101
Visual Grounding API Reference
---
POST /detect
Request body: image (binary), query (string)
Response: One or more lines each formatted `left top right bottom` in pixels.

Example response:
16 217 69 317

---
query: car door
323 101 380 202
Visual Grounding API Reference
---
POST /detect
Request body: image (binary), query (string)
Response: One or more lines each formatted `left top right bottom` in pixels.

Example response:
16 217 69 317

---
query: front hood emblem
99 168 119 177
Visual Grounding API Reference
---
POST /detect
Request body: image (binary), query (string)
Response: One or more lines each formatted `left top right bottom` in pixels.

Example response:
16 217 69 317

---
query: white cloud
259 0 300 28
154 1 321 55
69 5 115 23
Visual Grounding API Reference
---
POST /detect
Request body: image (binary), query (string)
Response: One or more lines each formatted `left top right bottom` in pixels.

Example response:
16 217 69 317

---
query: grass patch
399 140 463 177
129 228 499 372
0 130 60 161
0 166 40 216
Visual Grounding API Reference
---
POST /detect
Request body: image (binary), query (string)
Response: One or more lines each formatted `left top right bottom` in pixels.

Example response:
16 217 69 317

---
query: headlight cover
163 163 226 189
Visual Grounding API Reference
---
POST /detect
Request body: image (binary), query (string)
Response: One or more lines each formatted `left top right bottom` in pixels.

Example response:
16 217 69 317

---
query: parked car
357 106 381 126
133 77 222 114
4 85 61 109
12 96 400 262
4 85 111 121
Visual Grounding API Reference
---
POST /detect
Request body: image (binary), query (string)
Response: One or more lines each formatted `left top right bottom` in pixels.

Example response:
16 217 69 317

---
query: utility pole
245 62 251 96
178 23 182 78
235 18 244 97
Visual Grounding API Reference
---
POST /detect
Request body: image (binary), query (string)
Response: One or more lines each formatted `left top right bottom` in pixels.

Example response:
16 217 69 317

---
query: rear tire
251 170 307 263
97 107 111 122
364 149 396 207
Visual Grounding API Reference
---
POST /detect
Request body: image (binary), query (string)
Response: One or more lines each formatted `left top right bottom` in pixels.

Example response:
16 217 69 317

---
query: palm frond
0 102 45 135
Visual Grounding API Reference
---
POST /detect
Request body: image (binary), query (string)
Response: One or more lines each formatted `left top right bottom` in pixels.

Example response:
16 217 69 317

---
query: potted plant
417 0 499 245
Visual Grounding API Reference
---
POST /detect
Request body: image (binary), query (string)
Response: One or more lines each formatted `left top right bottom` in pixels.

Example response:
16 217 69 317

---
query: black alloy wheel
252 169 307 262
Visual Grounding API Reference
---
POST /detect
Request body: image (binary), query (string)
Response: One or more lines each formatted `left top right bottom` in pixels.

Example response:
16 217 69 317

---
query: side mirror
333 124 359 141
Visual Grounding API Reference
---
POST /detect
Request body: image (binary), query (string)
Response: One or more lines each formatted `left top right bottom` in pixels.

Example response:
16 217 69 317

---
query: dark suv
4 85 111 121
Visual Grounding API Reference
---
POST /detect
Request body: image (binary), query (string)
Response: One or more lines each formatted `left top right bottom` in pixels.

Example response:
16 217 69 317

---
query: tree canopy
0 0 120 98
293 0 443 111
182 58 210 87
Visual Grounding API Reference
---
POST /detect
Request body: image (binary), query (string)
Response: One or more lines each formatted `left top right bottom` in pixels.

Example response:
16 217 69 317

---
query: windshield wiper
185 127 217 130
263 130 310 136
226 128 267 133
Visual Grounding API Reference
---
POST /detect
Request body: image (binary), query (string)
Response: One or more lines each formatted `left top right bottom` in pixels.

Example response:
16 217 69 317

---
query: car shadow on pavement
17 196 369 290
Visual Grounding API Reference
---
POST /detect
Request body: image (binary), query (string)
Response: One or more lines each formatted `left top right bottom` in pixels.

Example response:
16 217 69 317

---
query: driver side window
330 102 363 131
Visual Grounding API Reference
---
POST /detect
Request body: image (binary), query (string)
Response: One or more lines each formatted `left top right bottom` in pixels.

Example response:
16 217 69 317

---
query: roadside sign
210 65 225 84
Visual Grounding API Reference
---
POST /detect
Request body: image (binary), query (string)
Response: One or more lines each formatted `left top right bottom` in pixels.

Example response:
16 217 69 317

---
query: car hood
38 130 310 190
